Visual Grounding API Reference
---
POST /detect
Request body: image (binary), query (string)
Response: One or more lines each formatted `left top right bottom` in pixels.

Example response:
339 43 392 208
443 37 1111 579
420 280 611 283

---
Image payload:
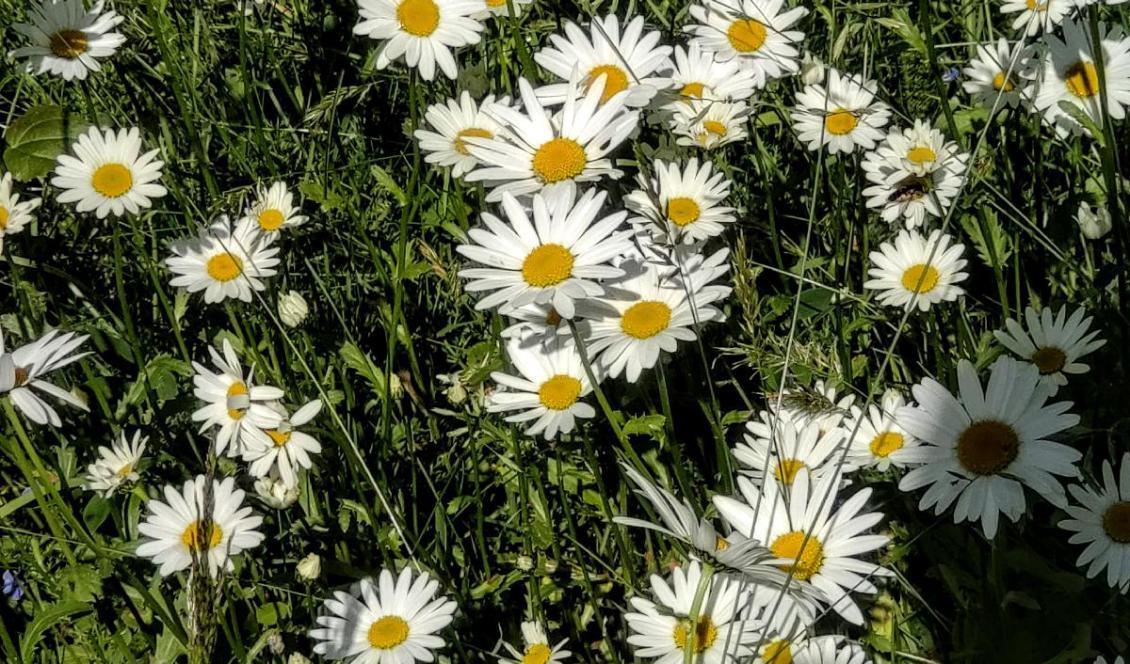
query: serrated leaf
19 601 93 662
3 105 88 181
340 342 387 399
371 165 407 206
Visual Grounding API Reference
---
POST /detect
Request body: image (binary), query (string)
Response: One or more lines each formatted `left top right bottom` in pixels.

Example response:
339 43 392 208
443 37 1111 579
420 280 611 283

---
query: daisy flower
669 99 751 150
352 0 483 81
190 339 284 457
661 42 759 104
0 328 89 427
136 475 265 576
414 91 508 178
500 302 572 342
743 586 823 655
715 469 891 625
625 560 759 663
864 229 968 311
309 568 458 662
625 158 735 244
732 419 854 488
749 379 856 441
1060 452 1130 591
994 304 1106 394
84 430 146 497
861 131 965 229
464 76 639 204
242 400 324 489
790 638 871 664
487 336 596 439
10 0 125 81
1000 0 1072 37
1032 18 1130 137
471 0 532 19
499 622 571 664
897 357 1082 539
688 0 808 87
52 127 167 219
962 38 1029 108
456 189 633 319
792 68 890 154
240 181 307 234
166 215 280 304
0 172 41 251
843 390 920 472
534 14 673 108
871 119 966 180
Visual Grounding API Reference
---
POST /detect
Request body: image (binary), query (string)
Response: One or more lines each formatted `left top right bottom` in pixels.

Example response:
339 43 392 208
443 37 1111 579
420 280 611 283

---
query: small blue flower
3 570 23 601
942 67 960 83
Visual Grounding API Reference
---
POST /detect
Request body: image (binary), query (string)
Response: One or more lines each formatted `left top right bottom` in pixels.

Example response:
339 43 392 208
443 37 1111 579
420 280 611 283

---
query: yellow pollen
666 197 701 227
672 616 718 652
531 138 587 183
116 463 134 478
1065 61 1100 99
521 643 552 664
680 82 707 98
226 381 249 420
453 127 493 155
727 18 767 53
91 163 133 198
1102 502 1130 543
49 29 89 59
1026 0 1048 10
771 531 825 581
267 429 291 447
258 209 285 231
396 0 440 36
870 431 905 458
367 615 410 649
774 458 806 485
620 301 672 339
714 535 730 551
207 252 244 283
703 120 728 136
901 264 940 294
907 146 936 164
180 520 222 551
538 374 582 411
521 243 574 287
1031 346 1067 375
824 110 859 136
486 0 507 6
587 64 630 103
0 206 8 230
992 71 1015 92
763 640 793 664
956 420 1020 475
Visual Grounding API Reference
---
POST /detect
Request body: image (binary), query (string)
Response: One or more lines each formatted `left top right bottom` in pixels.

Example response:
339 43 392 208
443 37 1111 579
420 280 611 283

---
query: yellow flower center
900 264 940 294
907 146 936 164
763 640 793 664
727 18 767 53
49 29 89 59
531 138 587 183
521 243 574 287
587 64 630 103
672 616 717 652
227 381 249 420
1102 502 1130 543
992 71 1015 92
258 209 285 231
956 420 1019 475
771 530 825 580
620 301 672 339
91 163 133 198
486 0 507 6
396 0 440 36
116 463 134 477
537 374 582 410
774 458 806 485
453 127 493 156
680 82 706 99
870 431 905 458
180 520 223 551
207 252 244 283
1065 61 1100 99
666 197 701 227
521 643 552 664
1025 0 1048 11
714 535 730 551
824 110 858 136
0 206 8 230
1031 346 1067 375
367 615 410 649
267 429 291 447
703 120 728 137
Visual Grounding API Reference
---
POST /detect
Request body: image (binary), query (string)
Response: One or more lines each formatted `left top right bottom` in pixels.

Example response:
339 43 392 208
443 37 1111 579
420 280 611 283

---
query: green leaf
340 342 387 399
371 165 407 206
19 601 93 662
153 625 187 664
83 496 112 530
3 105 88 181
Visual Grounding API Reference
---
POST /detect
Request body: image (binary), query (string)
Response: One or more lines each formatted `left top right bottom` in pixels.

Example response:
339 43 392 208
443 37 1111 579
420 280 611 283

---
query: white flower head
52 127 167 219
487 336 596 439
792 68 890 154
864 229 968 311
1031 19 1130 137
994 304 1106 394
243 400 324 488
0 172 42 251
352 0 484 81
0 328 89 427
414 92 509 178
499 621 572 664
669 99 752 150
688 0 809 87
84 430 147 497
241 181 307 234
625 158 735 245
167 215 280 304
1060 452 1130 592
10 0 125 81
190 338 284 457
1076 201 1113 240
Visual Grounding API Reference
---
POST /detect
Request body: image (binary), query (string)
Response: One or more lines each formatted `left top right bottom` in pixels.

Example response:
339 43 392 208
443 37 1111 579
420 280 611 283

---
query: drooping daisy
962 38 1029 108
843 390 920 472
660 42 759 105
0 172 41 251
84 430 147 497
1000 0 1072 37
240 181 307 234
994 304 1106 394
688 0 808 87
861 132 965 229
743 586 823 655
625 158 735 244
136 475 265 576
166 215 280 304
352 0 484 81
669 99 751 150
190 339 283 457
534 14 673 108
0 328 89 427
10 0 125 81
715 469 891 625
733 419 854 488
470 0 532 19
792 68 890 154
414 92 508 178
456 189 633 319
499 622 572 664
499 302 572 342
625 560 759 662
870 120 966 180
864 229 968 311
487 336 596 439
1032 18 1130 137
791 638 871 664
52 127 167 219
310 568 458 662
465 76 639 204
1060 452 1130 591
898 357 1082 539
242 400 323 489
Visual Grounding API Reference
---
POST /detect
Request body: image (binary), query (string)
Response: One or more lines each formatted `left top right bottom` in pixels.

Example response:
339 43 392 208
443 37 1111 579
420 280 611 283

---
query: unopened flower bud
1077 201 1112 240
278 291 309 327
801 52 825 86
297 553 321 581
255 476 298 509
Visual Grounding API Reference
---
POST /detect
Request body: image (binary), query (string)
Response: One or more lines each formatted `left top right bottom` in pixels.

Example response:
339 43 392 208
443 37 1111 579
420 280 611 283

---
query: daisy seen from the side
166 215 280 304
0 172 41 251
414 91 508 178
0 328 89 427
864 229 968 311
487 336 597 439
84 430 147 497
10 0 125 81
191 339 283 457
792 68 890 154
625 158 735 244
994 304 1106 394
52 127 167 219
470 0 532 19
352 0 484 81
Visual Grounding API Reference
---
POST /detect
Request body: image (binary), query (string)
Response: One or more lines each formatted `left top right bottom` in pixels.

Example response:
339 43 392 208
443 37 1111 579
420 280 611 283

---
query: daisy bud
1076 201 1112 240
255 476 298 509
267 632 285 656
801 51 826 86
296 553 321 581
516 555 534 571
287 656 312 664
388 372 403 400
278 290 309 327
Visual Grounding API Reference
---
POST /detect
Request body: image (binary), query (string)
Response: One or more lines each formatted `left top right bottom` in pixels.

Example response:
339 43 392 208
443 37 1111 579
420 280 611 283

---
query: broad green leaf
3 105 88 181
19 601 93 662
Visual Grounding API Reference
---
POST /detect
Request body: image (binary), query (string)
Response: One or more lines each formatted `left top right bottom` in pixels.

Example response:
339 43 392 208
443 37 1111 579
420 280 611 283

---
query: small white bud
255 476 299 509
267 632 285 656
801 52 826 86
516 555 534 571
296 553 321 581
1077 201 1112 240
278 291 309 327
287 655 312 664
